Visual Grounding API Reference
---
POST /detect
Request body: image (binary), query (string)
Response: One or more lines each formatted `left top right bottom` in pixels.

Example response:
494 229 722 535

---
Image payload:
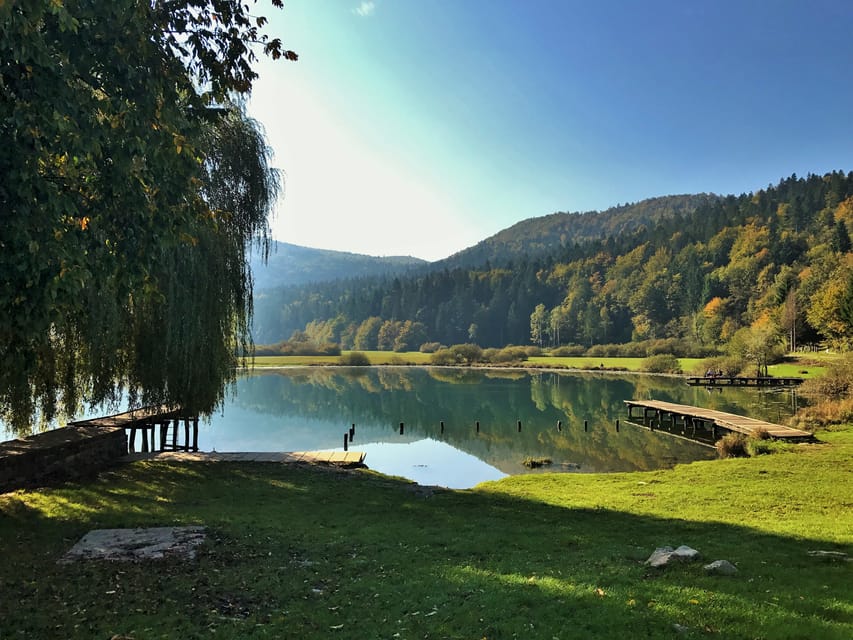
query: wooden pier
624 399 813 441
686 376 804 388
69 406 198 453
123 450 367 467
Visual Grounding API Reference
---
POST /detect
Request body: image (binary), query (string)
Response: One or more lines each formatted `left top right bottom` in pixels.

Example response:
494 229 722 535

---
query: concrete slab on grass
59 526 206 563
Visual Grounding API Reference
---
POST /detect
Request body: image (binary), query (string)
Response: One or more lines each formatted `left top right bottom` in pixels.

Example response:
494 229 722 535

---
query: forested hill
249 241 427 290
252 172 853 353
436 194 717 269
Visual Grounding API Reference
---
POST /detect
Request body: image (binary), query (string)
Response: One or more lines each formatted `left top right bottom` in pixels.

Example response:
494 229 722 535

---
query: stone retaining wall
0 425 127 492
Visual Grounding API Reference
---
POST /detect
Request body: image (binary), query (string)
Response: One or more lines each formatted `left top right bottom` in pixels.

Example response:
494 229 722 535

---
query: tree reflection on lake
203 367 799 488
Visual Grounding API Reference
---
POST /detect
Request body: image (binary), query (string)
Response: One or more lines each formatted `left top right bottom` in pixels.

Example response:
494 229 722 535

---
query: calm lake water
199 367 798 488
3 367 800 489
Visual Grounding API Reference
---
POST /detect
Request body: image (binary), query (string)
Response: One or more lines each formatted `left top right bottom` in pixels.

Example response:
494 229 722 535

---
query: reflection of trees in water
233 369 794 473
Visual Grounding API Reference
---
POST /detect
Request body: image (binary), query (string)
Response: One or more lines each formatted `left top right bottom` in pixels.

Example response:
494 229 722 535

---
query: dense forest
253 172 853 355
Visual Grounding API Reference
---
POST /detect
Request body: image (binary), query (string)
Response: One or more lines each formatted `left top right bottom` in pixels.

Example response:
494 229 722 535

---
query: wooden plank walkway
686 376 804 387
624 399 813 440
123 450 367 466
69 406 199 453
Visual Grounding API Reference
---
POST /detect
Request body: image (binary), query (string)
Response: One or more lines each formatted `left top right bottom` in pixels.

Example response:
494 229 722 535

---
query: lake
196 367 798 488
1 367 800 489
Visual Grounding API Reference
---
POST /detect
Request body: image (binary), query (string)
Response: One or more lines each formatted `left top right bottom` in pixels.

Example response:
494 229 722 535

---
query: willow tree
0 1 295 430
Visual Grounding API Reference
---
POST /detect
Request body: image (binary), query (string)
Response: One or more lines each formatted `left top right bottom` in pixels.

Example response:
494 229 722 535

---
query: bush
339 351 371 366
419 342 443 353
789 396 853 430
800 354 853 398
641 353 682 374
483 346 529 363
715 432 749 458
523 345 543 357
430 348 459 365
254 340 341 357
450 343 483 364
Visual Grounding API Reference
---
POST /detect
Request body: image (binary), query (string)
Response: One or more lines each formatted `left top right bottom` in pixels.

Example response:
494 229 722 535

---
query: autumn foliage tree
0 1 295 429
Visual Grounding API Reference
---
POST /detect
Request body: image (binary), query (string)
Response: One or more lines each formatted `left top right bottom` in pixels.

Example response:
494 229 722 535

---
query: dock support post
344 433 349 451
171 418 178 450
476 420 480 433
183 418 190 451
399 422 404 435
517 420 522 432
141 426 149 453
129 426 137 453
615 419 620 432
159 422 167 451
440 420 445 434
584 420 588 432
192 417 199 451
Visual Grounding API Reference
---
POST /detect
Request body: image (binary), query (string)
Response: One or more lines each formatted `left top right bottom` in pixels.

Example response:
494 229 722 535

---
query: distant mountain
249 241 428 290
436 194 718 269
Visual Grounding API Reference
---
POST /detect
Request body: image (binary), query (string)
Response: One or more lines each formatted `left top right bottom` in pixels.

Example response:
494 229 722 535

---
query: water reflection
203 368 798 487
1 367 800 488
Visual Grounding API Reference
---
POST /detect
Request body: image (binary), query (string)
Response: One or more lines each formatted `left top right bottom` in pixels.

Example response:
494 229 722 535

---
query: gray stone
645 545 701 567
59 526 206 563
672 545 701 561
704 559 738 575
645 546 675 567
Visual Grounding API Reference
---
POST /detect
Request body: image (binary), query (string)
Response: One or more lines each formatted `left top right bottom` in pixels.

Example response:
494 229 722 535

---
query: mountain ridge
250 241 427 290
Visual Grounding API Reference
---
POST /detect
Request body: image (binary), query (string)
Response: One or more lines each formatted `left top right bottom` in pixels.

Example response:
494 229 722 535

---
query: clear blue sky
248 0 853 261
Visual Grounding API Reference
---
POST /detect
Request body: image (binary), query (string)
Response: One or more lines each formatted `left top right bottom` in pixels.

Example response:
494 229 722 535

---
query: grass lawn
1 429 851 639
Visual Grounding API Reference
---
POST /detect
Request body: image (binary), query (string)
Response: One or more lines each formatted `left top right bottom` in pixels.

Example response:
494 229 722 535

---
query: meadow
1 425 850 639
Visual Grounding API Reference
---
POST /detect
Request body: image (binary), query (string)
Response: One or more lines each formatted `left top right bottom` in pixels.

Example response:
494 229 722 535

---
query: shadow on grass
0 461 850 639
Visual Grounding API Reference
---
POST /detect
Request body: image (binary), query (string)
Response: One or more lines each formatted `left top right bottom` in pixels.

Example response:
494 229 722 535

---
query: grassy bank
1 429 851 639
251 352 827 378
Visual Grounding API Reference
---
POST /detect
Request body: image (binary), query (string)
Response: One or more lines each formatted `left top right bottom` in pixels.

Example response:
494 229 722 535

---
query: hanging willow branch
126 107 280 415
0 1 289 432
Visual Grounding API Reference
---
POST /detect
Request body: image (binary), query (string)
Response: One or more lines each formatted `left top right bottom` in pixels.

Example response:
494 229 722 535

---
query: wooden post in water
557 420 562 432
141 425 149 452
583 419 588 432
129 426 138 453
171 418 178 450
344 433 349 451
192 417 199 451
517 420 522 432
350 424 355 440
399 422 404 435
440 420 445 434
159 421 167 450
183 418 190 451
615 419 620 432
476 420 480 433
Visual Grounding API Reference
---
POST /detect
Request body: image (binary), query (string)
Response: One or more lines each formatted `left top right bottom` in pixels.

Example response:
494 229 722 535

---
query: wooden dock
686 376 804 388
624 399 813 441
122 450 367 467
69 406 198 453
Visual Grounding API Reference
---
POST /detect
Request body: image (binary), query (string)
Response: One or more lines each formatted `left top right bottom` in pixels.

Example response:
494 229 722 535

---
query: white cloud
353 1 376 17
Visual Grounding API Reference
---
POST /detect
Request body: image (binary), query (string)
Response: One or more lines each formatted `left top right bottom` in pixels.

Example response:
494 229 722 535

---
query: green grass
252 353 828 380
1 429 851 639
252 353 705 372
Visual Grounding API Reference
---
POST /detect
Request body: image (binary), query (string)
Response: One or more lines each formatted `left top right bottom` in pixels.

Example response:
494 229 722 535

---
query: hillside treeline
253 172 853 354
